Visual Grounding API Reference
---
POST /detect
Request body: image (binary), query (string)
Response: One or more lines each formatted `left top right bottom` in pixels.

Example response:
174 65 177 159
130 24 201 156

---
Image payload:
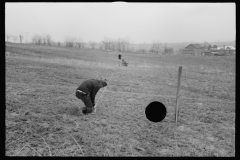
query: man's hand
77 90 86 95
92 107 97 114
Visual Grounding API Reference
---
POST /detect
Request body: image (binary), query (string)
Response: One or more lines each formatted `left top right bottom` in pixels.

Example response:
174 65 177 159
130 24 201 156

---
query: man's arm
90 81 104 105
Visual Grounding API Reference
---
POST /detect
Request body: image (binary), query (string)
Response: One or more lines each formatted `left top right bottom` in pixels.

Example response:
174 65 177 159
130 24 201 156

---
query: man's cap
99 79 107 87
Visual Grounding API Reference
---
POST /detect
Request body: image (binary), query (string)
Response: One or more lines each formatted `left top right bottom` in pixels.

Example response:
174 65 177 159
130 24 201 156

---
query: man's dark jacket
77 79 107 102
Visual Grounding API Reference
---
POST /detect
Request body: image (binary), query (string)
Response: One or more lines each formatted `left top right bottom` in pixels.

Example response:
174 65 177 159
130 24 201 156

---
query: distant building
216 45 235 50
223 45 235 50
214 45 235 55
202 51 213 56
209 47 218 51
181 44 207 55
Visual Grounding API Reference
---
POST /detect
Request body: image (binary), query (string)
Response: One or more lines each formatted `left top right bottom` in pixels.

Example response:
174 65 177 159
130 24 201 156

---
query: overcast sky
5 2 235 44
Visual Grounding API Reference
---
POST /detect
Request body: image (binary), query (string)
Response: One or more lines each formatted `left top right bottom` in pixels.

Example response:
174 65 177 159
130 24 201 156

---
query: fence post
175 66 182 123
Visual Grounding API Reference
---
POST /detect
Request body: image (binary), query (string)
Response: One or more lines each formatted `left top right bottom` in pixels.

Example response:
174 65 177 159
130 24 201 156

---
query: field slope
5 43 235 156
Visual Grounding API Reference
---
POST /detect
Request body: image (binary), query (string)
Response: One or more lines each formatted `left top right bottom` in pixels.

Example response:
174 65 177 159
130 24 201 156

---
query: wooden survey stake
175 66 182 123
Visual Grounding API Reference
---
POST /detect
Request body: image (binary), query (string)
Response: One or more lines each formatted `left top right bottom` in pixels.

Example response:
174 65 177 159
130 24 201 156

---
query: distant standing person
76 79 107 115
118 53 122 66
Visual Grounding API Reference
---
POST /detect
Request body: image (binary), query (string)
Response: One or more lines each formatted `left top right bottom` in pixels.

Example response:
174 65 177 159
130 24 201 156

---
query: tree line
6 33 175 54
5 34 24 43
100 37 134 53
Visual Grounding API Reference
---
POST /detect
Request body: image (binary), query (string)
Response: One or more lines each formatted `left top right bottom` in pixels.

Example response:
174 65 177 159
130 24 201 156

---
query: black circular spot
145 101 167 122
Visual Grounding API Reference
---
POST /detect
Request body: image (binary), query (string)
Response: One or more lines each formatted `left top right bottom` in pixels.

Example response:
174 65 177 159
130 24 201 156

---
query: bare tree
75 38 84 48
32 34 42 45
102 40 107 50
81 40 84 49
37 35 42 45
121 39 125 52
111 40 117 51
118 38 130 52
100 37 132 53
6 34 11 42
89 41 97 49
127 42 134 53
42 35 47 45
19 34 24 43
64 36 76 47
32 35 37 44
76 41 81 48
64 37 70 47
101 37 110 51
13 36 17 43
150 41 161 55
109 38 117 51
104 37 116 51
125 40 130 52
116 39 121 52
99 42 104 50
46 34 52 46
115 38 123 52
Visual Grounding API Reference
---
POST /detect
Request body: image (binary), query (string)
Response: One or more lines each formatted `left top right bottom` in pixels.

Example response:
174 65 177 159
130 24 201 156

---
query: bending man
76 79 107 115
